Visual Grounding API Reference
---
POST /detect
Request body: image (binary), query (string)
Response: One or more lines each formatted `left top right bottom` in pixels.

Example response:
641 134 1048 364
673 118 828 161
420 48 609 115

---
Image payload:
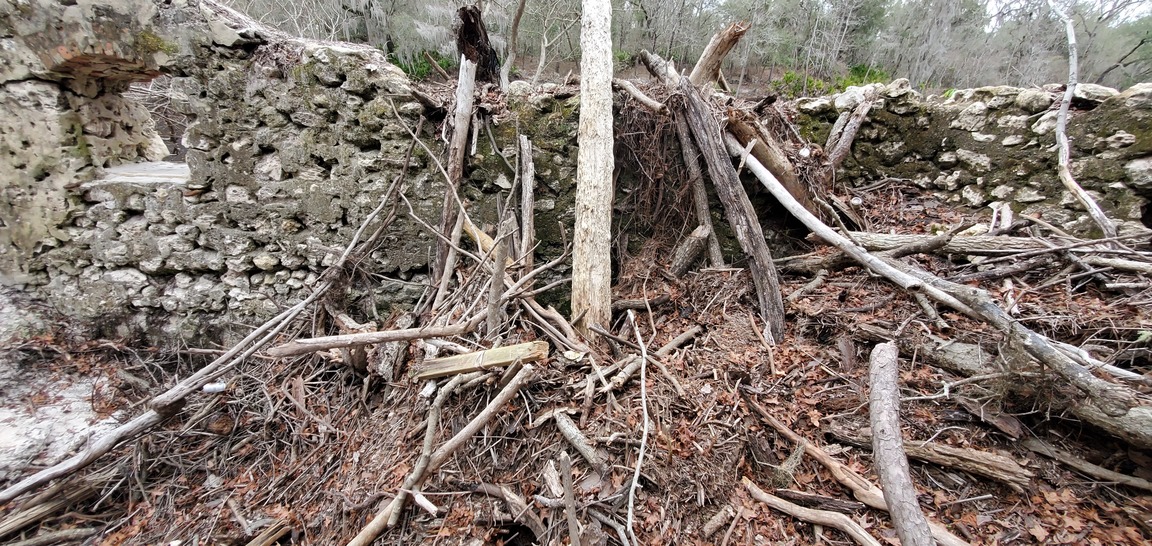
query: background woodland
222 0 1152 94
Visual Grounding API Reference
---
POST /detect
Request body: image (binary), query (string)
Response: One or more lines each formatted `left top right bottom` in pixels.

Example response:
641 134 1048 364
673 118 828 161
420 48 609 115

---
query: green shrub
389 50 456 80
770 70 830 98
834 64 889 90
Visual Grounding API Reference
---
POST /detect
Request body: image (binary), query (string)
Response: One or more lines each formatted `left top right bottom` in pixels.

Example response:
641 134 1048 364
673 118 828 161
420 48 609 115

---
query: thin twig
625 310 651 546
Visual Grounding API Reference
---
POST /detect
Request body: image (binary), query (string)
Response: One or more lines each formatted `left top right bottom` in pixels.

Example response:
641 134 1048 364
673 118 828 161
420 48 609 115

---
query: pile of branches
3 17 1152 546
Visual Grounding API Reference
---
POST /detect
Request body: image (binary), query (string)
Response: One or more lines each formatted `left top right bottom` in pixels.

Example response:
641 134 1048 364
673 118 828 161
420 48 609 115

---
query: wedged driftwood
726 133 1152 450
687 21 749 88
867 342 934 546
411 341 549 381
642 50 785 343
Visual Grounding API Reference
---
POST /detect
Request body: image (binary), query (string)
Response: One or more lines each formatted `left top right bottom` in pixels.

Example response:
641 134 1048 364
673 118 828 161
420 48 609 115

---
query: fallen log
669 225 711 277
867 342 934 546
825 421 1034 492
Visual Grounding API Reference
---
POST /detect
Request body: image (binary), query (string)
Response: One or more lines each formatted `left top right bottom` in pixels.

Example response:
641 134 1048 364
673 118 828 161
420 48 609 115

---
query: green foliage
388 50 455 80
834 64 889 90
613 49 633 69
770 70 830 98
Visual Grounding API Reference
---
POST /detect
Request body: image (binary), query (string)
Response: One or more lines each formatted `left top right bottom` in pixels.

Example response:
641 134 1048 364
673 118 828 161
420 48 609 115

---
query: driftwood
642 50 785 343
727 133 1152 450
867 342 934 546
412 341 549 381
688 21 749 88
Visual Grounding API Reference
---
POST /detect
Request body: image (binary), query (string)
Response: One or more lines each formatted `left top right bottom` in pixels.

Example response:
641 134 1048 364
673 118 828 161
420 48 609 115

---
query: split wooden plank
412 341 549 381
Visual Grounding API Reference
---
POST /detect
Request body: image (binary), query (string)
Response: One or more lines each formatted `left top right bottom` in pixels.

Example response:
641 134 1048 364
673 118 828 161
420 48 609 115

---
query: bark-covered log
669 225 711 277
867 343 934 546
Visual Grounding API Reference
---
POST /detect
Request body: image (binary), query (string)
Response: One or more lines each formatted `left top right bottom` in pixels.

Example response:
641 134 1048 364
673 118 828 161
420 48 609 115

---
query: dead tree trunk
688 21 750 88
571 0 614 337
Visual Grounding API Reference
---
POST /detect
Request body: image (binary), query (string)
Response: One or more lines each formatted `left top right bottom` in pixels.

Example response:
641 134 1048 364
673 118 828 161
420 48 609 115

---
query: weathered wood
868 342 934 546
744 478 882 546
434 57 477 283
613 78 666 114
742 393 971 546
669 225 711 277
642 50 785 343
456 5 499 81
688 21 750 88
1022 437 1152 492
737 133 1152 448
773 489 866 514
519 135 536 277
826 421 1034 492
830 231 1048 255
266 313 486 359
673 111 725 267
572 0 615 336
726 109 816 218
411 341 549 381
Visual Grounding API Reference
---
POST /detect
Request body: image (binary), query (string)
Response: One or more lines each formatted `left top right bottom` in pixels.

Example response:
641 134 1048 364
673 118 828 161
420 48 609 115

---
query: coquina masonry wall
2 2 1149 346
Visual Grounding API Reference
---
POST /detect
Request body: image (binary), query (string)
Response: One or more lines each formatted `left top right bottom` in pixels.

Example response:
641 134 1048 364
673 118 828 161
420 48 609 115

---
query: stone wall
796 80 1152 234
4 2 1150 346
1 0 579 343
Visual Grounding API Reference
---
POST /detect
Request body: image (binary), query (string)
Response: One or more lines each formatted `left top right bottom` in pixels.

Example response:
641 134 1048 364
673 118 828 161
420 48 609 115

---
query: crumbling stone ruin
2 0 1150 347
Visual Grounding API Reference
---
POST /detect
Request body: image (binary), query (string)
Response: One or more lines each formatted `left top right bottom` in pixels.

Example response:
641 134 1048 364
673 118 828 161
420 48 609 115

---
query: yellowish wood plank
413 341 549 381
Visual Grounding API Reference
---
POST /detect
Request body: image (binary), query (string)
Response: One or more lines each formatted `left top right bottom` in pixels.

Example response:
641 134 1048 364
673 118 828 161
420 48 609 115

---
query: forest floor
2 176 1151 546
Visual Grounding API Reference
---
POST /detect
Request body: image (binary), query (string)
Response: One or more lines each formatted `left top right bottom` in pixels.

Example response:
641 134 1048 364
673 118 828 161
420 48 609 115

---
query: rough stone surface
1 1 579 345
797 81 1152 237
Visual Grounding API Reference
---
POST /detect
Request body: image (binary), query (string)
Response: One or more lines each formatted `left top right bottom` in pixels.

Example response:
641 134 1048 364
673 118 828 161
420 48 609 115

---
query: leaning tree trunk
571 0 614 337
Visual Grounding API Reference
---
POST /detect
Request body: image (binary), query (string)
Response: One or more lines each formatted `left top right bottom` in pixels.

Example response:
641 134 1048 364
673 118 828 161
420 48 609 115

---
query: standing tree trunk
571 0 614 337
500 0 527 90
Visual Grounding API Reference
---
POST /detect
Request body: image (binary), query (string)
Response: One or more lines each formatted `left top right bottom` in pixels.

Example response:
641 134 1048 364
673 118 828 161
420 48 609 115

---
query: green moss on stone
135 30 178 55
